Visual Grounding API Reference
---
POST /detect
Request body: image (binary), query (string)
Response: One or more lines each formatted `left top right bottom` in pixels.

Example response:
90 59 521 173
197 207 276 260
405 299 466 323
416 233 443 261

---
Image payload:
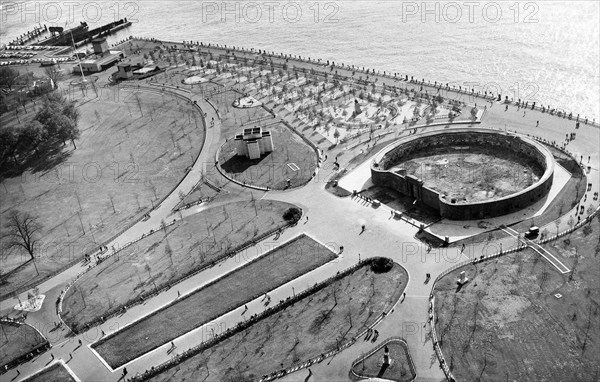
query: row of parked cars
0 52 36 59
31 57 71 64
0 60 29 66
4 45 59 51
0 56 72 66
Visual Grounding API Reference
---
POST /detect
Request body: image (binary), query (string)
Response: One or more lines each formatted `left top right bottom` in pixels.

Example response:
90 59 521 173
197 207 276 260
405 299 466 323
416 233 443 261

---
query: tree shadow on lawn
0 140 73 180
0 259 38 287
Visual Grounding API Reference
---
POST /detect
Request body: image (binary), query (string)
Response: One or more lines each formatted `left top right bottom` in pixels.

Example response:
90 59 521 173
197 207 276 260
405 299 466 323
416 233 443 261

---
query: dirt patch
395 146 543 203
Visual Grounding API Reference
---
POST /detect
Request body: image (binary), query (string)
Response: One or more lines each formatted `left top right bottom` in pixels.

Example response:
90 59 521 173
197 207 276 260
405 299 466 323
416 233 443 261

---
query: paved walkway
2 44 599 382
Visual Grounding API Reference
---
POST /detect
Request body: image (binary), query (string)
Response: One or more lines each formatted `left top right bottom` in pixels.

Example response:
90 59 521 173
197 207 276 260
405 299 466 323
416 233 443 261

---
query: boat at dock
32 19 132 47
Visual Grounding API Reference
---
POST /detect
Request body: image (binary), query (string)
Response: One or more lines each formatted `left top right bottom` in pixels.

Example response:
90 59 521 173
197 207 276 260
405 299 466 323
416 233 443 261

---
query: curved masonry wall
371 128 554 220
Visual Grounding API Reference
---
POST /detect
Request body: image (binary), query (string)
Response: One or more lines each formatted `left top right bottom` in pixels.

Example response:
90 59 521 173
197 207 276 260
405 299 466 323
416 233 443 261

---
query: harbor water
1 0 598 120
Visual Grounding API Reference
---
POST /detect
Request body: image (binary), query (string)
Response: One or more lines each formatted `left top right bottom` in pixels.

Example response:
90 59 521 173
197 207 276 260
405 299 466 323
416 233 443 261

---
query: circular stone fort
371 128 554 220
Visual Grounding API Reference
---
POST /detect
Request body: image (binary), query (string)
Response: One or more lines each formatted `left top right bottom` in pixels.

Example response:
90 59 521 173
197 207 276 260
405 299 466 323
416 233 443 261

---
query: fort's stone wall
371 129 554 220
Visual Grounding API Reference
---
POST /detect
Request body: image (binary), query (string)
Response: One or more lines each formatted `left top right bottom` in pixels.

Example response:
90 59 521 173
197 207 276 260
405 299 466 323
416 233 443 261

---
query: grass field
219 122 317 189
0 89 204 298
93 234 337 368
0 322 46 368
21 362 76 382
433 218 600 381
61 200 298 331
147 261 407 382
350 341 415 382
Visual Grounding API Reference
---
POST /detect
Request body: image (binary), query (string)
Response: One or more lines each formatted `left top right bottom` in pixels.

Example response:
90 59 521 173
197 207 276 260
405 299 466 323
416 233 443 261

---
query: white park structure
234 127 274 160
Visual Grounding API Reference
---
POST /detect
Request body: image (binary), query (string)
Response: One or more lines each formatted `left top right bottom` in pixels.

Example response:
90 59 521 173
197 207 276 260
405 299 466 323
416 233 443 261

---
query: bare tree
165 241 174 266
134 93 144 116
567 215 576 234
144 264 157 290
465 291 482 352
2 211 41 274
539 263 549 292
168 130 176 148
0 67 20 89
569 247 579 282
439 294 459 344
148 179 158 201
74 191 83 211
134 193 140 209
108 193 116 213
581 304 593 354
476 352 488 381
44 66 63 89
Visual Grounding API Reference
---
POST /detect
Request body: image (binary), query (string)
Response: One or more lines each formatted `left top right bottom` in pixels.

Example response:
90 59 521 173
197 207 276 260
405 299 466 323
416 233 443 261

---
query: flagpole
68 22 86 81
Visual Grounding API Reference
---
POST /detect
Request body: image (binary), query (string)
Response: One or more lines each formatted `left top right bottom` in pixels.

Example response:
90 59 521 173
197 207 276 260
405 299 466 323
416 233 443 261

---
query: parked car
525 226 539 239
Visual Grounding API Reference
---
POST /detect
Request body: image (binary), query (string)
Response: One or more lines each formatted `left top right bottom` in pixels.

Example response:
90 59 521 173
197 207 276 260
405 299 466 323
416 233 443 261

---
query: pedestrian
536 120 539 127
177 290 181 297
69 353 73 361
101 329 106 337
123 368 128 376
401 292 406 303
461 243 465 253
360 224 365 234
523 111 526 117
50 353 54 360
78 339 82 346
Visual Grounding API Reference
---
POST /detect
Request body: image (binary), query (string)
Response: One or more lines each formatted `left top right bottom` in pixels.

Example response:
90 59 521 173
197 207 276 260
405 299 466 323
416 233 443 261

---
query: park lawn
219 122 317 189
350 341 415 382
207 90 275 138
147 261 407 382
61 200 298 331
93 234 338 368
0 322 46 368
433 219 600 382
0 88 204 298
21 362 76 382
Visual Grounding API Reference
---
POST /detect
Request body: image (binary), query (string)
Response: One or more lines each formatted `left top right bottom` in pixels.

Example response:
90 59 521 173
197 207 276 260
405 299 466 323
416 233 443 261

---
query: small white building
234 127 274 160
73 38 123 74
